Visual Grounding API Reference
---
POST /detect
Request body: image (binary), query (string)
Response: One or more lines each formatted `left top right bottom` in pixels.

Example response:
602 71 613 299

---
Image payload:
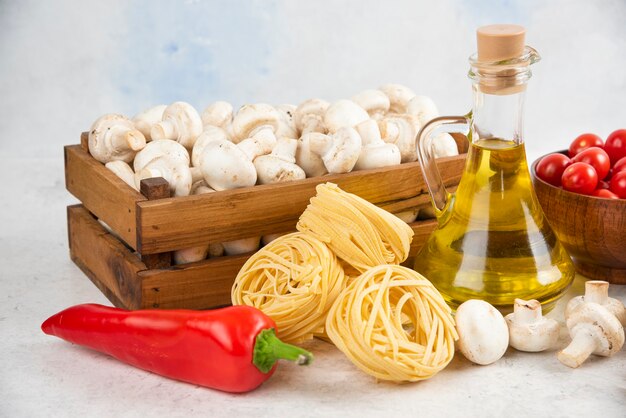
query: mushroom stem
152 120 177 140
513 299 542 324
111 127 146 152
584 281 609 305
271 137 298 162
558 330 597 368
238 137 274 161
308 133 332 155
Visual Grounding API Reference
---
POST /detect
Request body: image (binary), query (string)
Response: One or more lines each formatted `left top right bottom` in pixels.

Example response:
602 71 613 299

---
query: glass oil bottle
413 25 574 312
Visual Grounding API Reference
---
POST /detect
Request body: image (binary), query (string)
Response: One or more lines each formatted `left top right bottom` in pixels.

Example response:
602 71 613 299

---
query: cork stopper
477 24 526 62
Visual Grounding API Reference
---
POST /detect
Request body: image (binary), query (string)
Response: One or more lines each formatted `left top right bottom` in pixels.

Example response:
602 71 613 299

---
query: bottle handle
416 115 471 215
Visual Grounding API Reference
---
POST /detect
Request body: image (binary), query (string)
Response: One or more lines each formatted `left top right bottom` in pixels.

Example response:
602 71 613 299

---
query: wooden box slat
65 145 145 249
68 205 147 309
136 156 464 254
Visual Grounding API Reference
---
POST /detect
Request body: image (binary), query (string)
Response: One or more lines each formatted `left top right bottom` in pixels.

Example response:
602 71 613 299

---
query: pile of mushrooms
454 280 624 369
87 85 459 264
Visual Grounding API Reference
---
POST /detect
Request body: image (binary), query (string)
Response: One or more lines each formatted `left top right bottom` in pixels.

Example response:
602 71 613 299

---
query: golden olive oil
414 139 574 312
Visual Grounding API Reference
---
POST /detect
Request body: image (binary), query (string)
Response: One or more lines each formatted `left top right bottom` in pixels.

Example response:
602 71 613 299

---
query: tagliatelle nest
231 232 345 344
296 183 414 273
326 264 458 382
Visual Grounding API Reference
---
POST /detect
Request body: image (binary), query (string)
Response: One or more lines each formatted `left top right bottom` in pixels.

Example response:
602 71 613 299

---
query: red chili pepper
41 304 312 393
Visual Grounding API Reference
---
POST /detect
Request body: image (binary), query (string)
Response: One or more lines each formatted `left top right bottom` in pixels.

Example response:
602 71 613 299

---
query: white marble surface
0 157 624 418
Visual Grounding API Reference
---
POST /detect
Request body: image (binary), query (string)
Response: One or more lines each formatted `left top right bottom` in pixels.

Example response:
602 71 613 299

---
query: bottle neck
470 85 526 146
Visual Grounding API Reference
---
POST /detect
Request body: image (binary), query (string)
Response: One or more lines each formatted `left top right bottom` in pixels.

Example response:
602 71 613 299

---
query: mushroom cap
351 89 390 119
200 139 257 191
296 133 328 178
505 299 559 352
254 155 306 184
393 209 419 224
222 237 261 256
192 126 229 167
379 84 416 113
455 299 509 365
566 303 624 357
232 103 280 142
406 95 439 126
378 114 420 163
275 104 298 139
201 101 233 128
134 156 192 197
354 120 401 170
133 139 190 172
309 127 362 174
323 100 369 134
152 102 203 149
89 113 146 164
294 99 330 132
132 105 167 141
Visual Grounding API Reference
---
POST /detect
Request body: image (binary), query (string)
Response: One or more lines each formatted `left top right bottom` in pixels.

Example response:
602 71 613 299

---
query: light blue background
1 0 625 160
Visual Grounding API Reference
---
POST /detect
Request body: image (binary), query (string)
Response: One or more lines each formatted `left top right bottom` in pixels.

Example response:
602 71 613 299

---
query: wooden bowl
531 151 626 284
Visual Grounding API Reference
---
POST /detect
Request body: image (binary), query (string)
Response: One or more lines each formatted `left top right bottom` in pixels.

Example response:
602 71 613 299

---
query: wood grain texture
68 205 147 309
532 155 626 284
136 154 465 254
65 144 145 250
139 178 172 269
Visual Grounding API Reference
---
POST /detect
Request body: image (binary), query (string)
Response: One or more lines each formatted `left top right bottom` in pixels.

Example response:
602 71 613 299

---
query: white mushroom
294 98 329 135
308 127 362 174
351 89 390 120
254 138 305 184
393 209 419 224
133 139 190 172
231 103 280 145
88 114 146 164
151 101 203 149
275 104 298 139
105 161 137 191
378 114 420 162
132 105 167 142
353 119 401 170
191 126 229 168
222 237 262 256
505 299 559 352
296 133 328 178
201 101 233 129
323 99 369 134
134 156 192 197
565 281 626 326
208 243 225 258
406 95 439 126
422 132 460 159
557 303 624 368
378 84 416 113
198 135 273 191
455 299 509 365
173 184 216 265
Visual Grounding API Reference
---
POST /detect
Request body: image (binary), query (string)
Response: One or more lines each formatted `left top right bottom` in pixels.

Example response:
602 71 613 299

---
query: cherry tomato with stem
535 153 571 186
561 162 598 195
604 129 626 164
568 133 604 158
609 171 626 198
571 146 611 180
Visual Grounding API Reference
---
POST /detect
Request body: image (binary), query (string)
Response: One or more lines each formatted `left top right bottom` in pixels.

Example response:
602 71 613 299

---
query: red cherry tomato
561 162 598 195
535 153 571 186
612 156 626 175
571 147 611 180
609 171 626 198
597 180 610 190
591 189 620 199
605 129 626 164
568 133 604 158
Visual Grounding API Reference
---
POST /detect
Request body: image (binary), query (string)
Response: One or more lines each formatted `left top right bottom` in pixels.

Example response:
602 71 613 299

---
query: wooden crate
65 132 468 309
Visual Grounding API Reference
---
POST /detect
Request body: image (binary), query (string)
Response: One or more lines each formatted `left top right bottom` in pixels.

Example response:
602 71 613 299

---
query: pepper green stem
253 328 313 373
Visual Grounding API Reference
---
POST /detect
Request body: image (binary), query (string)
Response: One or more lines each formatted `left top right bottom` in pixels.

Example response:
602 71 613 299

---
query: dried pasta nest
232 232 345 344
297 183 414 273
326 264 458 382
